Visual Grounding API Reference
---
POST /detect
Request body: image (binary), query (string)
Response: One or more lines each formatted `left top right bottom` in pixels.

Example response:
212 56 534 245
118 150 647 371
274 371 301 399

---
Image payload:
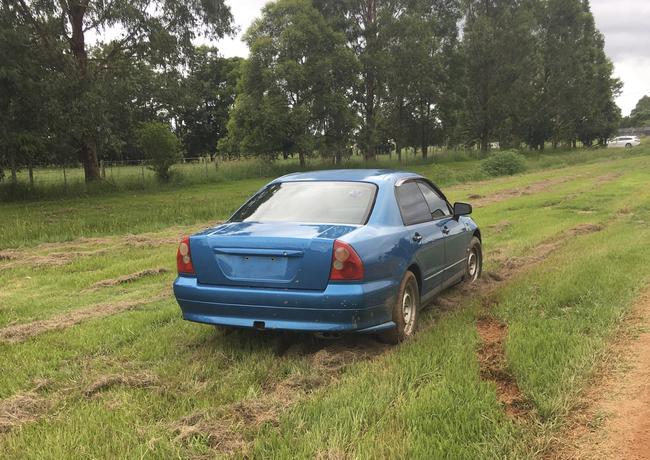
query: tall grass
5 144 645 202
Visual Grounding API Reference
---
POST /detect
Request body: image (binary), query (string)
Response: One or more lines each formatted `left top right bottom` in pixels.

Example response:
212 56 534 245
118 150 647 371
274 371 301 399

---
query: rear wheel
464 237 482 283
379 271 419 344
626 143 632 148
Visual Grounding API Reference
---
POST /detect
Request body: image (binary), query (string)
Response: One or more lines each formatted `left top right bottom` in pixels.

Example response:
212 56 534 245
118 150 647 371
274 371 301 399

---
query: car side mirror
453 202 472 217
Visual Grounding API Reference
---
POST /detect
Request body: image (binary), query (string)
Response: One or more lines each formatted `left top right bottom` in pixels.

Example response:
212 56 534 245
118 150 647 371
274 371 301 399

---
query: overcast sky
215 0 650 116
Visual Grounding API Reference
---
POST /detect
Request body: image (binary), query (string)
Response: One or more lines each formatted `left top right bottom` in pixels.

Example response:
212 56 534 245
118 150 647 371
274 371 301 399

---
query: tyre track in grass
431 223 605 420
468 175 580 208
167 223 607 456
0 222 608 447
0 292 170 344
550 288 650 459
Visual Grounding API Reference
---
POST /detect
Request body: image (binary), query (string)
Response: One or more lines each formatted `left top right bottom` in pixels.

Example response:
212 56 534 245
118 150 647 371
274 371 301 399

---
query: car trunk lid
190 222 358 290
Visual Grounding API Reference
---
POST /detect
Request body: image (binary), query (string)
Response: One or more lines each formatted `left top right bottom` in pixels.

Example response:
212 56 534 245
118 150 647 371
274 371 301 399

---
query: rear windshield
230 181 377 225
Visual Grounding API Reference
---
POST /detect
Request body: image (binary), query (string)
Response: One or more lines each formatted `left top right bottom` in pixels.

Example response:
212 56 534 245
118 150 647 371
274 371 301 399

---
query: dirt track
559 289 650 459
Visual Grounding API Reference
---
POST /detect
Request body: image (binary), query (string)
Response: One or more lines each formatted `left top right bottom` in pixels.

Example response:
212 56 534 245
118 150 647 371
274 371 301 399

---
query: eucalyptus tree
12 0 234 182
222 0 358 166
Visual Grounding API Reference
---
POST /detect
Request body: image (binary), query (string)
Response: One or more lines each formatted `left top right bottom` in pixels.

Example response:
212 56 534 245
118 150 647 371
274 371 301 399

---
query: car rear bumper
173 276 396 332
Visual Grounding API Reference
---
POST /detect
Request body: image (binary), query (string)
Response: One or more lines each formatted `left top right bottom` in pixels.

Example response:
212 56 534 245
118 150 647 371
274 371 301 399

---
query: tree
315 0 401 160
0 4 52 184
222 0 358 166
12 0 233 182
623 95 650 127
462 0 539 152
136 122 182 181
175 50 243 158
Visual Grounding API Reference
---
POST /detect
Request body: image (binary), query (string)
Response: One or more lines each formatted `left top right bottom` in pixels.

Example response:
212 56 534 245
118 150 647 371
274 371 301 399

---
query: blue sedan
173 169 481 343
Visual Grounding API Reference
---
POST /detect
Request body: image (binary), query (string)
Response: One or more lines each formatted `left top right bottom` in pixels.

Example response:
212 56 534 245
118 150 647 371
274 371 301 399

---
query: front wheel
379 271 419 344
464 236 483 284
625 143 632 148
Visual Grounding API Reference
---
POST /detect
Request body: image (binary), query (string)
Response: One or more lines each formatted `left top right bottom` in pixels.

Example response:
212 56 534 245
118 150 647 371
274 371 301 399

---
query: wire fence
2 148 475 191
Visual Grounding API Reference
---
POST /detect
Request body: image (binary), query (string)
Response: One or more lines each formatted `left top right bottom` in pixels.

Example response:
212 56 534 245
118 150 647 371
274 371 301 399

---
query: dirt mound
0 292 169 343
0 392 48 433
84 371 159 397
87 268 169 290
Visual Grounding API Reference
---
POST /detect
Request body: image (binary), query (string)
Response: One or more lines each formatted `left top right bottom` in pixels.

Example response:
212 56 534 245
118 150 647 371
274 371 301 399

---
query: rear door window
417 182 451 219
395 182 432 225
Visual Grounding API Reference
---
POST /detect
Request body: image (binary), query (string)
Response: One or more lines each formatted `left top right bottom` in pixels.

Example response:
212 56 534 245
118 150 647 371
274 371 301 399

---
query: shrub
135 122 182 181
481 150 526 176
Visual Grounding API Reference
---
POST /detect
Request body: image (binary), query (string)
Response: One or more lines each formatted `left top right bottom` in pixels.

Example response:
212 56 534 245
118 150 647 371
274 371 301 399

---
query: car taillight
176 236 195 275
329 240 364 281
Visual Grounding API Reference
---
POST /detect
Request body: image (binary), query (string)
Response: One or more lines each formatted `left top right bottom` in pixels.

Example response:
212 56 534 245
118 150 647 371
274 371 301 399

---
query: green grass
1 143 645 202
1 146 650 458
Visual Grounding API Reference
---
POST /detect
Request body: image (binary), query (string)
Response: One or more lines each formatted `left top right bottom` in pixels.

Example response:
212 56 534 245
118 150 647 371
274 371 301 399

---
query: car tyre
625 143 632 148
379 270 419 344
464 236 483 284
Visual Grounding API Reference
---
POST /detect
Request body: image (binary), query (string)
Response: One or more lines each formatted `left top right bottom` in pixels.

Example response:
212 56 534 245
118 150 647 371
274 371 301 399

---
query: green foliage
622 95 650 128
481 150 526 176
135 122 182 181
222 0 358 165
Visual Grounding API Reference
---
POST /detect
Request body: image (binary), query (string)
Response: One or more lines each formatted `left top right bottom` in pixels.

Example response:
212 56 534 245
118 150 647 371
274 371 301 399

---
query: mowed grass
1 147 650 458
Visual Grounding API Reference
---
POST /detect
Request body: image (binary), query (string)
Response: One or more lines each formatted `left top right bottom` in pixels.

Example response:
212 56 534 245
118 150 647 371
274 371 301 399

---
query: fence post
204 158 209 180
141 162 145 188
63 164 68 193
101 160 106 178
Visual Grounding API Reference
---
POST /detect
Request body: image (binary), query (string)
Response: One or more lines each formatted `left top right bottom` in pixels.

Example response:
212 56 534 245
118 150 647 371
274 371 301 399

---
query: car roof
271 169 423 186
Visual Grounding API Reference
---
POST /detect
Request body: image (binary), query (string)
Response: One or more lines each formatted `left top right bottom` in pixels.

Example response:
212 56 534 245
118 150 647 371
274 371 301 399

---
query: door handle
412 232 423 243
442 227 450 235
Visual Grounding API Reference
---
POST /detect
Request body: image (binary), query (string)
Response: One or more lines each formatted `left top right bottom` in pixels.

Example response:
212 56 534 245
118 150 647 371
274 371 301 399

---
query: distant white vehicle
608 136 641 148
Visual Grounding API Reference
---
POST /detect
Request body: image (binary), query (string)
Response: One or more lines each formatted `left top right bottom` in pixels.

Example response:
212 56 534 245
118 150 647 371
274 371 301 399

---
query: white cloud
215 0 270 58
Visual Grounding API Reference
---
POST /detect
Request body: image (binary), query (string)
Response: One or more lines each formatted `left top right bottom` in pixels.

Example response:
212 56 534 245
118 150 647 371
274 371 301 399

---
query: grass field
0 144 643 202
1 146 650 458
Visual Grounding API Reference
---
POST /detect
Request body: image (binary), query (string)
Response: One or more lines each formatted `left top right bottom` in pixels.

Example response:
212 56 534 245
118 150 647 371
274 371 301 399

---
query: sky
215 0 650 116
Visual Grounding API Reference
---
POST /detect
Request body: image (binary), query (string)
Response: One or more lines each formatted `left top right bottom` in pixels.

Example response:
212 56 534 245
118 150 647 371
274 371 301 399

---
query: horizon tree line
0 0 627 183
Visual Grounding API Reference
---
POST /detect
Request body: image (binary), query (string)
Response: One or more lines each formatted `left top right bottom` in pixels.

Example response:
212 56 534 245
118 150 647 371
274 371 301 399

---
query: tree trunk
421 142 428 160
9 149 17 184
28 161 34 187
361 0 377 162
480 130 489 155
70 2 101 182
299 152 305 167
396 143 402 162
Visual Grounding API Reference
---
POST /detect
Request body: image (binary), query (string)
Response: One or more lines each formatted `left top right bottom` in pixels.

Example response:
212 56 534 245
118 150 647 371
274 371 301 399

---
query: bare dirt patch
476 316 527 418
471 176 577 208
0 292 169 344
86 268 169 291
551 289 650 460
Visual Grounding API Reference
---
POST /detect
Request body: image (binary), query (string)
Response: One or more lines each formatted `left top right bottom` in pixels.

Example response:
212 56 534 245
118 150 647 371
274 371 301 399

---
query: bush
481 150 526 176
135 122 182 181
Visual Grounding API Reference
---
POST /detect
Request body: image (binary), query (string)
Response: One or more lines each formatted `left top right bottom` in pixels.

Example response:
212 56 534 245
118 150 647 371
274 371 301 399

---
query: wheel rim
468 249 479 281
402 282 416 336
